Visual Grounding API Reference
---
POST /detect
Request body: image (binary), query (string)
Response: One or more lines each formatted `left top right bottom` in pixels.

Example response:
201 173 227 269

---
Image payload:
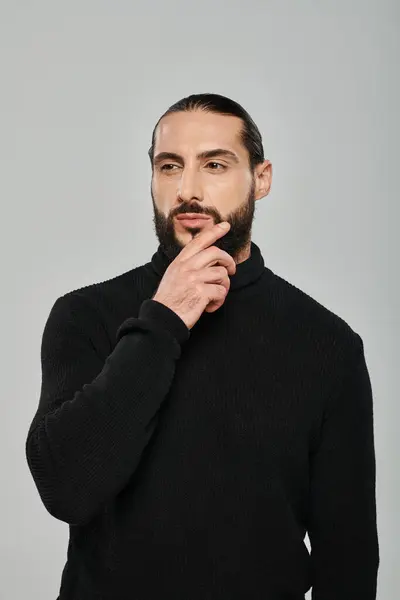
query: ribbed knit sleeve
25 294 190 527
118 298 190 346
307 334 380 599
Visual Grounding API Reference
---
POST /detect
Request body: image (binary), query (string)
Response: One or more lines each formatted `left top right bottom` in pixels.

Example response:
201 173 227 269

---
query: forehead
154 110 246 158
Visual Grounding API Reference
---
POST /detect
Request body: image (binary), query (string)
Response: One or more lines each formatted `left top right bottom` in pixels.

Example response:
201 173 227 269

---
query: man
25 93 380 599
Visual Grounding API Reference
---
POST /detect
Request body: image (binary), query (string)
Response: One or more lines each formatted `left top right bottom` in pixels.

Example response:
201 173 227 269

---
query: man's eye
207 162 225 170
159 162 225 172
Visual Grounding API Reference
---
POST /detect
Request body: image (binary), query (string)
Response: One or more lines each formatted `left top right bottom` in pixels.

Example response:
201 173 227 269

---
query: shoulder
267 268 363 360
51 261 145 318
44 262 149 353
58 264 141 306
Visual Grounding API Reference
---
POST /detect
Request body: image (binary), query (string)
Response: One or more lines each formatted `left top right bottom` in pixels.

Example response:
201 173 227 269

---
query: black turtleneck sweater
25 241 379 600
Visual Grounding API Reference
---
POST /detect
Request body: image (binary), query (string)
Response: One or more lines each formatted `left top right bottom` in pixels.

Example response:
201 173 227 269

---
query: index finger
178 221 231 261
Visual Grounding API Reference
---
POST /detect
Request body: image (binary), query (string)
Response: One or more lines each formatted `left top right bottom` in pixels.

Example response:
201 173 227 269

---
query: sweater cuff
140 299 190 345
116 299 190 347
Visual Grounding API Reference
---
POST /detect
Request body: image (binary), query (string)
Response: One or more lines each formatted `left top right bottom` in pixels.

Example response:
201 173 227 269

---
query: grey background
1 1 398 598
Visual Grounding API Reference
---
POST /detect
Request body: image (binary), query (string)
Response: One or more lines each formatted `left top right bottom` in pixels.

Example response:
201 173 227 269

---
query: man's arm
25 293 190 527
307 333 380 599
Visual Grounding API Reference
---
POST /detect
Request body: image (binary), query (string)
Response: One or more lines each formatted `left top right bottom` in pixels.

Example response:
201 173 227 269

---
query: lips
176 213 211 220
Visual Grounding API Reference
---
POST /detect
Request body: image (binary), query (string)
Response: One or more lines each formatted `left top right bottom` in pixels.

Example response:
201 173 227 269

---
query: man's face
150 110 271 262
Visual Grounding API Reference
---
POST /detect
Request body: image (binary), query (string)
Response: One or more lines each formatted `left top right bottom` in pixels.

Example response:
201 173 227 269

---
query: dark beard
150 178 256 263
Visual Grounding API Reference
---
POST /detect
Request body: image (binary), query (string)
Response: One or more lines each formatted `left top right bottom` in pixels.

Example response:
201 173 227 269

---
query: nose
177 167 203 204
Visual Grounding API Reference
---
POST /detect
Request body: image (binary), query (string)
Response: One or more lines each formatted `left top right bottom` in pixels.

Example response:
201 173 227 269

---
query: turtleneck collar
150 240 266 292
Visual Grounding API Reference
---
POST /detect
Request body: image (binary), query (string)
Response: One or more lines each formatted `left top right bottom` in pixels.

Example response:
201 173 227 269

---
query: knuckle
195 282 205 296
217 266 227 277
186 270 197 284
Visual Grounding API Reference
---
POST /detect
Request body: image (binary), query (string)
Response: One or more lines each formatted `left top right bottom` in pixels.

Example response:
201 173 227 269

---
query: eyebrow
153 148 240 166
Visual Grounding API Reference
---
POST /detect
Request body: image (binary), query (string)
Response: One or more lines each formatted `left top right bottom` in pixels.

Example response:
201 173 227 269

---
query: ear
254 160 272 200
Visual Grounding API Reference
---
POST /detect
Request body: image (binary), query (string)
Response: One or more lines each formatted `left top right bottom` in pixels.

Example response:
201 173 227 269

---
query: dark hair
148 93 265 171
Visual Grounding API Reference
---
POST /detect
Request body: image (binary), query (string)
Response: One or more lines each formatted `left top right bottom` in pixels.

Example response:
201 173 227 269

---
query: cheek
205 173 248 201
153 178 176 196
